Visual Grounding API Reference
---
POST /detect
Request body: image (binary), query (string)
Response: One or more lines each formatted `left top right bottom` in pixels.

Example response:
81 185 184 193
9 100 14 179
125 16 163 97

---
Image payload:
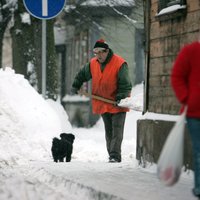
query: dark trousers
187 117 200 197
101 112 126 161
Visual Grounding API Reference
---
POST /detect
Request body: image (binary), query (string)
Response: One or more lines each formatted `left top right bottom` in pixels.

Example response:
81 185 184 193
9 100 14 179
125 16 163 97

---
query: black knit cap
93 39 109 50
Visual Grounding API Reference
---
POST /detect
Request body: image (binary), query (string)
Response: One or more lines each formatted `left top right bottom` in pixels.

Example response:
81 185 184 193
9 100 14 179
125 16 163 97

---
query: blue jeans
187 117 200 197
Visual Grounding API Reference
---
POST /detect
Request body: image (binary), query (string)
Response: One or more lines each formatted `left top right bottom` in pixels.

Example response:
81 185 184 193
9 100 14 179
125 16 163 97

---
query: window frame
156 0 187 21
158 0 186 12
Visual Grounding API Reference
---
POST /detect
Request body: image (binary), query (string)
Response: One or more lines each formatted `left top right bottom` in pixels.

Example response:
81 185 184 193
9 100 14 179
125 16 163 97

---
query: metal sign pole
42 0 48 16
42 19 46 98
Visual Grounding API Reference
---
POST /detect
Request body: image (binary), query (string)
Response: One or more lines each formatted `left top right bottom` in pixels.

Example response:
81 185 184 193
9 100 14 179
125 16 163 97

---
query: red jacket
90 54 129 114
171 41 200 118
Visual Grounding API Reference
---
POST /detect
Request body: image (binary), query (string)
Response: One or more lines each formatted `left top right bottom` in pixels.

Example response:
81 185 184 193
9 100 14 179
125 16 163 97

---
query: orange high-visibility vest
90 54 129 114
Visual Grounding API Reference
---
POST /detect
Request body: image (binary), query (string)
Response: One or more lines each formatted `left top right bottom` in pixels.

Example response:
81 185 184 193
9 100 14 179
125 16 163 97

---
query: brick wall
147 0 200 114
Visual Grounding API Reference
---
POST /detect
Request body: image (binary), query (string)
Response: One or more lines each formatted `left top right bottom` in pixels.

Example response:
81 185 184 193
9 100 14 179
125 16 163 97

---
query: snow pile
0 68 71 166
0 68 196 200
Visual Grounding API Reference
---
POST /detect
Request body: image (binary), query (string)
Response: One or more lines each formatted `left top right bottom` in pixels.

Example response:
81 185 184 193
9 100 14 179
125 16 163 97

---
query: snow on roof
80 0 135 7
62 94 90 102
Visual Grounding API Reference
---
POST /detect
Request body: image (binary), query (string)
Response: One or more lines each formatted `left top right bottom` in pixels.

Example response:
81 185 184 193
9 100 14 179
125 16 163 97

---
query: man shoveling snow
71 39 132 163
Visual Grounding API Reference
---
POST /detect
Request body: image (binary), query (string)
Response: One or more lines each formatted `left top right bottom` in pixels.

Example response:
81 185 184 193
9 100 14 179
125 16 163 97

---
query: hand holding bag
157 106 187 186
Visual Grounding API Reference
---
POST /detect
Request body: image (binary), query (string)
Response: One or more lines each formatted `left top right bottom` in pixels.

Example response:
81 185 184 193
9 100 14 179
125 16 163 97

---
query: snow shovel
78 90 142 111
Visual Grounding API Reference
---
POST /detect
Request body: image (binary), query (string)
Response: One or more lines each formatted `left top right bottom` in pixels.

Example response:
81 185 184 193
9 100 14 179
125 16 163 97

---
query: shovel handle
79 90 117 105
78 90 142 112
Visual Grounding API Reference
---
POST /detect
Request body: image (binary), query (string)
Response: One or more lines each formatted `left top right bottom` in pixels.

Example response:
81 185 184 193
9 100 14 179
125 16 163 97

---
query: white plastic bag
157 107 187 186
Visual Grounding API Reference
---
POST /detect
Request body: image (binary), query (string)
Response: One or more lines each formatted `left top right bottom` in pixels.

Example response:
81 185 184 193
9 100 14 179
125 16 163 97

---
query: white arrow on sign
42 0 48 16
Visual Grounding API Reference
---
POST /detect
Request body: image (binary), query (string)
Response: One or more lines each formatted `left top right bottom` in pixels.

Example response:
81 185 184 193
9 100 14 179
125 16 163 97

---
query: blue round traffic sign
23 0 66 19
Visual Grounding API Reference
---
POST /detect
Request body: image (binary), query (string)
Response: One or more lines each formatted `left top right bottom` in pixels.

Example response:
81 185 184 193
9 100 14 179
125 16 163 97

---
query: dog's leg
66 154 71 162
53 156 58 162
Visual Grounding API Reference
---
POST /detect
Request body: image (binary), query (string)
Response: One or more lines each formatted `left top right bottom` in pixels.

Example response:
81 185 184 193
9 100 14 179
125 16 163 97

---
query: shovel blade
118 97 142 111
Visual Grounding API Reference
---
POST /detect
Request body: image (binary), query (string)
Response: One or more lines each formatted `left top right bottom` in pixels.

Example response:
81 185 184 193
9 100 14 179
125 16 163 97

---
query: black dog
51 133 75 162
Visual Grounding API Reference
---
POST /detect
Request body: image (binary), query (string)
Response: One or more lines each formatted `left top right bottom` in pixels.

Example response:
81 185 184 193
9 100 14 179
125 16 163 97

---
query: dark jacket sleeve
116 63 132 101
72 63 92 90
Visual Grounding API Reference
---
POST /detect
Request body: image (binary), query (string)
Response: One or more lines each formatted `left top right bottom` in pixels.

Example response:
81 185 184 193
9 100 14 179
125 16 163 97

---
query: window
156 0 186 20
159 0 186 11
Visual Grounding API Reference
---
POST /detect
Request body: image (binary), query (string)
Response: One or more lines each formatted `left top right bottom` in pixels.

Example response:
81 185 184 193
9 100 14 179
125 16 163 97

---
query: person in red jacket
71 39 132 162
171 41 200 199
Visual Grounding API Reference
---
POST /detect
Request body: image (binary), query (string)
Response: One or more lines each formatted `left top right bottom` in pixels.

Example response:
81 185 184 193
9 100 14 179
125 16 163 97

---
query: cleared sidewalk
35 161 196 200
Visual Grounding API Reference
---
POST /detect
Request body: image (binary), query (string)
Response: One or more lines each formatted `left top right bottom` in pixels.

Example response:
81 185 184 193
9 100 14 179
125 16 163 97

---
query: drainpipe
143 0 150 114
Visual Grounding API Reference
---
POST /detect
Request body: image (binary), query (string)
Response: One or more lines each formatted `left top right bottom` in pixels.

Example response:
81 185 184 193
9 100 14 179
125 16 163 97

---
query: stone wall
137 118 193 169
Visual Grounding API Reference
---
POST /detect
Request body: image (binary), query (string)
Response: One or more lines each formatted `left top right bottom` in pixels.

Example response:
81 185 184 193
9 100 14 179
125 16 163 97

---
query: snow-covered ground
0 68 196 200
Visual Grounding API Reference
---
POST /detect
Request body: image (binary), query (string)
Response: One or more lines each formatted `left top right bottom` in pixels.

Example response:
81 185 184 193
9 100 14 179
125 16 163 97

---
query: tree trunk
11 2 58 99
0 24 7 69
0 0 12 69
32 19 59 99
32 17 42 92
10 1 35 82
46 19 58 100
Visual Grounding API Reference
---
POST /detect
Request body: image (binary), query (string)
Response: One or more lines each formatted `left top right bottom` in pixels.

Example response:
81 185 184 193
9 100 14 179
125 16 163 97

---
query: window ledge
155 4 187 21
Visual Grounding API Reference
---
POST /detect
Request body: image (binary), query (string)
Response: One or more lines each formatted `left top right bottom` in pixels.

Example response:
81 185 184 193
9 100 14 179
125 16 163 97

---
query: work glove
114 100 121 107
70 87 79 95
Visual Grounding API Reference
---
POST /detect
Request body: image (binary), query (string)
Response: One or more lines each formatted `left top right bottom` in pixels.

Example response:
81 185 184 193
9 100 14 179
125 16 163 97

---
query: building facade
137 0 200 168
